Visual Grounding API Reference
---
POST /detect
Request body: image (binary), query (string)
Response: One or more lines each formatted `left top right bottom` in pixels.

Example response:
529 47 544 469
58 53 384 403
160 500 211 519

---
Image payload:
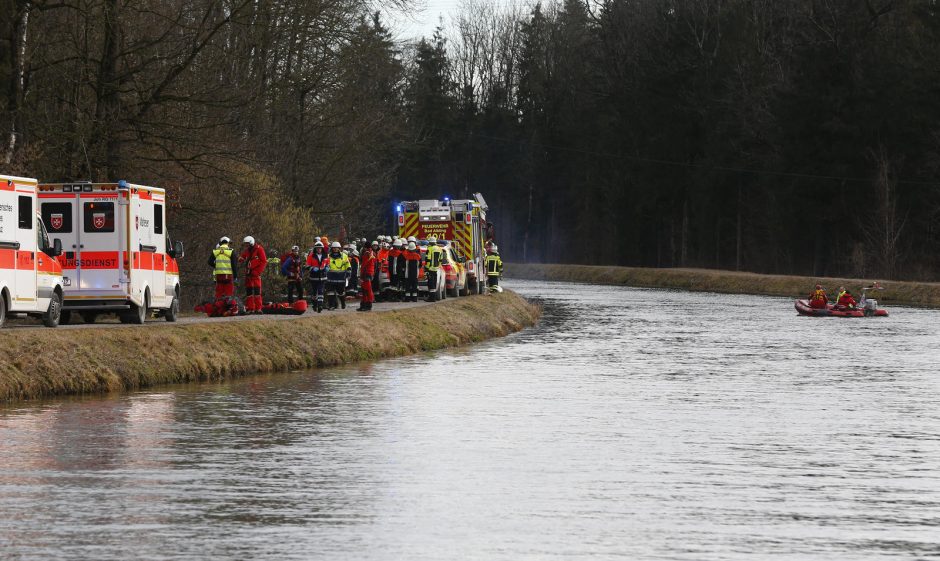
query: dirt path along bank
507 263 940 308
0 291 540 403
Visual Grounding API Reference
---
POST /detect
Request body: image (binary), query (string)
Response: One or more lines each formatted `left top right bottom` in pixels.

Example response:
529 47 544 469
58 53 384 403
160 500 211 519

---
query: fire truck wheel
165 294 180 323
0 293 6 329
43 291 63 328
460 281 470 297
80 312 99 324
60 310 72 325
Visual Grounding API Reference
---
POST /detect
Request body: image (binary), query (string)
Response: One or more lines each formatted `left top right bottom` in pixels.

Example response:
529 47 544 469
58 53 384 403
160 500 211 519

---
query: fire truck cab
396 194 489 295
38 181 184 324
0 174 65 328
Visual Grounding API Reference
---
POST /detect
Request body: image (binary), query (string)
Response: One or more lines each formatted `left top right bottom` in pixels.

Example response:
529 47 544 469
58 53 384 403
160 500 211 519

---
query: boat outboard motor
863 298 879 317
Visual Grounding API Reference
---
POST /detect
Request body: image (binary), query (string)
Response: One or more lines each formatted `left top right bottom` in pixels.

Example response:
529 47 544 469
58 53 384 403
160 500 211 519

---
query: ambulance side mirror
171 241 185 260
51 238 63 257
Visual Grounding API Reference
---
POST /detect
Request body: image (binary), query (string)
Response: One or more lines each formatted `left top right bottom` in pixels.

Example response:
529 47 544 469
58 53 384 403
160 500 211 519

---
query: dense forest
2 0 940 282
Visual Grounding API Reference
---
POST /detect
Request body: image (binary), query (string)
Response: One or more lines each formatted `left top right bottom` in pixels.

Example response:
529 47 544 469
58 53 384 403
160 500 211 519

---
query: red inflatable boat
794 299 888 317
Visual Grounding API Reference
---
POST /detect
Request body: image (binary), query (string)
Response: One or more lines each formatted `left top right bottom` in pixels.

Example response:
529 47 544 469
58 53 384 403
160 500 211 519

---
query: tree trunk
3 0 30 166
93 0 121 179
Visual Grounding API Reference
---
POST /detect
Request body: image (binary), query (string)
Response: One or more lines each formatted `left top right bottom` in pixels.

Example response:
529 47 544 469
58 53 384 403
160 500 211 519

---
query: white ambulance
38 180 184 324
0 174 65 328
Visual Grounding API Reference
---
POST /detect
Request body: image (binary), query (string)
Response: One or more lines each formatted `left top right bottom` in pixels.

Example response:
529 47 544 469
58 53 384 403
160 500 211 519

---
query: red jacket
239 243 267 278
837 294 857 308
307 250 329 280
360 249 375 278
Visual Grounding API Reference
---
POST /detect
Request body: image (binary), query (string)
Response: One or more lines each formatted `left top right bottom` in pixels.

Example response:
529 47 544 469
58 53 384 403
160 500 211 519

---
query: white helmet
393 239 402 248
315 236 321 242
243 236 255 245
407 242 416 250
428 236 437 244
220 236 231 244
407 236 417 243
314 241 324 248
291 245 300 252
331 241 341 249
490 244 498 252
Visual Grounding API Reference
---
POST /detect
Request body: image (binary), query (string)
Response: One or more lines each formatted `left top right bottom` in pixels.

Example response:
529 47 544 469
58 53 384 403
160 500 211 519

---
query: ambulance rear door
77 188 123 294
40 189 79 290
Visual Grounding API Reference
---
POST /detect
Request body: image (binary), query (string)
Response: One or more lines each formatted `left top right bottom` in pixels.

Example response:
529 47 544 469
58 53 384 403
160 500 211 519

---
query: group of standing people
207 232 504 315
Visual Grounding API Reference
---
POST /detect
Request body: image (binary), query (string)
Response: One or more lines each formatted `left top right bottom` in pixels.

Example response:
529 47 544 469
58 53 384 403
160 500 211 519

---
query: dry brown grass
508 263 940 307
0 292 540 403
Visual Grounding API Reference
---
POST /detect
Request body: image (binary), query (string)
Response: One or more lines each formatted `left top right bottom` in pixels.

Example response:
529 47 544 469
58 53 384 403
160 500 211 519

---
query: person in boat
835 286 846 303
809 284 828 309
836 290 857 309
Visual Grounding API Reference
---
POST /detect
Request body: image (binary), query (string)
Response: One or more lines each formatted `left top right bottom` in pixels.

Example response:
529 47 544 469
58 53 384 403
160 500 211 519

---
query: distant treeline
3 0 940 281
397 0 940 280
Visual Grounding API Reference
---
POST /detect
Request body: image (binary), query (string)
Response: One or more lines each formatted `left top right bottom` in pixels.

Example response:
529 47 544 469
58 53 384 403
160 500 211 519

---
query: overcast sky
388 0 522 41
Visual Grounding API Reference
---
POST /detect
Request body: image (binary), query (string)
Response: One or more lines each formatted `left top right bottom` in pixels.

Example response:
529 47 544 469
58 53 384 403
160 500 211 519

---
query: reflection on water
1 280 940 560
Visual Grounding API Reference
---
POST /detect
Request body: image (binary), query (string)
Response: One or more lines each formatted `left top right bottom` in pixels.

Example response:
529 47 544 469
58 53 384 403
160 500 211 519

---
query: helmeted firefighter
238 236 268 313
358 244 376 312
347 244 360 297
208 236 237 299
326 242 351 310
307 241 329 313
280 245 305 304
403 241 422 302
388 239 403 301
370 240 382 301
485 244 503 291
425 236 444 302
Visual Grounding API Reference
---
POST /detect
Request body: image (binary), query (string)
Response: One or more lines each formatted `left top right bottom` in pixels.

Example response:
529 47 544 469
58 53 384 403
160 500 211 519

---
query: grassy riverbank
0 292 540 403
508 263 940 308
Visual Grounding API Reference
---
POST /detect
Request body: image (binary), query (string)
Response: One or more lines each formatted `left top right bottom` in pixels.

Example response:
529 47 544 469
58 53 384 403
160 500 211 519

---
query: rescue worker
280 245 305 304
395 239 407 297
377 238 390 297
403 241 421 302
358 244 376 312
836 290 857 309
208 236 237 299
238 236 268 313
809 284 828 309
348 244 360 297
835 286 847 304
326 242 351 310
307 241 329 313
485 244 503 290
371 240 383 301
425 236 444 302
388 239 403 301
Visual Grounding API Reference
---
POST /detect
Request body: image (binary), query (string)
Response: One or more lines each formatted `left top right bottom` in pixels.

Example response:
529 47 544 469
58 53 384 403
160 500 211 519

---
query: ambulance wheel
60 310 72 325
122 293 148 325
165 294 180 322
43 291 63 328
447 286 458 298
0 294 6 329
80 311 99 324
460 282 470 297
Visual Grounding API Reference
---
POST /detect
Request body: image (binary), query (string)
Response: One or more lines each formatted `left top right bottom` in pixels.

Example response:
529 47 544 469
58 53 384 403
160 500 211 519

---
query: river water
1 280 939 560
